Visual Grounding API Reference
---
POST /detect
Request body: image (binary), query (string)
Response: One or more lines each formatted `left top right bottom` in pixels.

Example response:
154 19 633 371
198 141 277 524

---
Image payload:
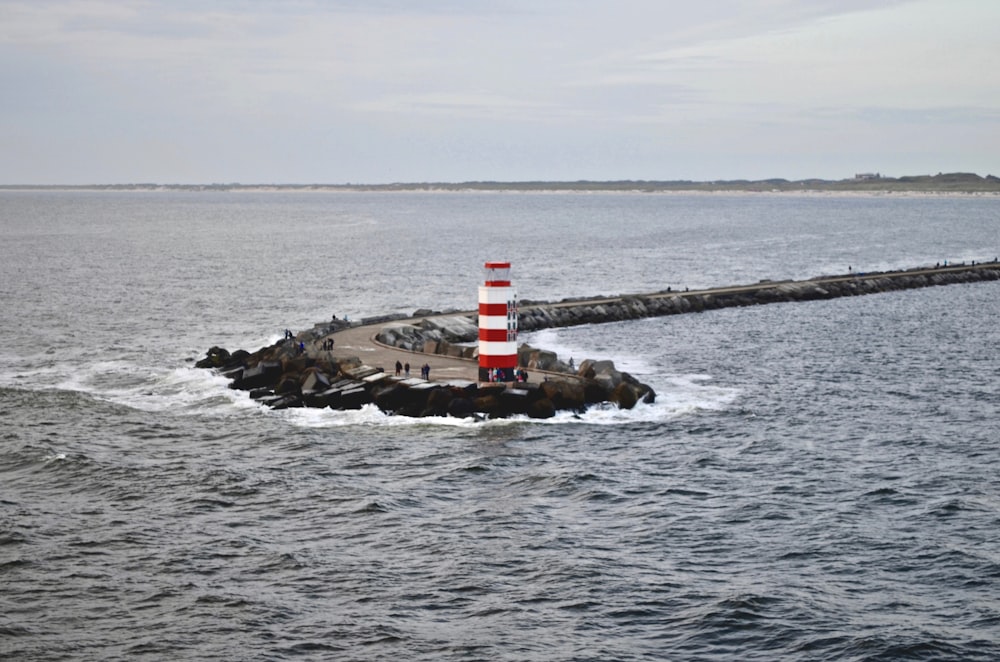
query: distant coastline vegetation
4 172 999 193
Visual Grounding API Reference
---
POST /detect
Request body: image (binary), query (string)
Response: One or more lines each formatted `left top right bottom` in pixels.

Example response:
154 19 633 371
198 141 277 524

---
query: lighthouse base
479 366 517 383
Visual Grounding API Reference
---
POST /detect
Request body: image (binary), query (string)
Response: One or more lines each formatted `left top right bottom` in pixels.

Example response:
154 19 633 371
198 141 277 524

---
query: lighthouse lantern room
478 261 518 382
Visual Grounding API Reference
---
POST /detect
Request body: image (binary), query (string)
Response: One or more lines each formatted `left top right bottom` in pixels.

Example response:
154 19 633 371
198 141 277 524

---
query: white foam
282 403 491 428
655 373 742 412
24 357 260 416
520 327 660 376
4 343 739 426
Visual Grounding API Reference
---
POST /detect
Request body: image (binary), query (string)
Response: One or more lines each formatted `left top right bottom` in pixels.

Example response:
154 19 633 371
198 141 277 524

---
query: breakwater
197 263 996 420
520 262 1000 331
378 263 1000 365
197 339 654 420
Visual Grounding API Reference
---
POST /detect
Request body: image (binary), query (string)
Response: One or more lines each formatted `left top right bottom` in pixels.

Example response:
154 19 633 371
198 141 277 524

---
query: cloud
0 0 998 182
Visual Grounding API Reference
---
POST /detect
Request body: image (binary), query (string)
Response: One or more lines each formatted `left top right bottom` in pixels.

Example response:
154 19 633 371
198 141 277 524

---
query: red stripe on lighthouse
479 328 512 342
479 303 510 316
479 354 518 368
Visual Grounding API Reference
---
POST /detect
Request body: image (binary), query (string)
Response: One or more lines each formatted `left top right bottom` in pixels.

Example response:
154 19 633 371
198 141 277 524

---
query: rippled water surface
1 190 999 660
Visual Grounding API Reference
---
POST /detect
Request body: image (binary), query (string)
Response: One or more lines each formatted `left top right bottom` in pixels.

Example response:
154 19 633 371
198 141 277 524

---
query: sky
1 0 998 184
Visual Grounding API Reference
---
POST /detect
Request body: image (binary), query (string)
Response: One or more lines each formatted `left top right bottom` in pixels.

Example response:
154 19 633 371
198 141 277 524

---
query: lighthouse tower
478 261 518 382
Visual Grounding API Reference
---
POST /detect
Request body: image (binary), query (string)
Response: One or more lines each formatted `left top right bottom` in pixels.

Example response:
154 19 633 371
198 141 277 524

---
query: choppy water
1 190 999 660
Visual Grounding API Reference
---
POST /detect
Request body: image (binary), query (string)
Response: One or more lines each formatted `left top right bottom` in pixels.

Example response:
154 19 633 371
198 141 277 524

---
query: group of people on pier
486 367 529 383
394 360 431 380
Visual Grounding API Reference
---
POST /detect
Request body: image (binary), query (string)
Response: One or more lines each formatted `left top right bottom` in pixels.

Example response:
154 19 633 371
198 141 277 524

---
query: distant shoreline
3 172 999 195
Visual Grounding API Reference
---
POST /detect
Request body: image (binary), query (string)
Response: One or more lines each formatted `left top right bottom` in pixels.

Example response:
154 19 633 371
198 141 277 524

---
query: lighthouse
478 261 518 382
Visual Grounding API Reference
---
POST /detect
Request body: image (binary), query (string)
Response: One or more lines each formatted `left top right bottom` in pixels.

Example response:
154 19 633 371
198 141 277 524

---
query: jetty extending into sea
197 261 999 419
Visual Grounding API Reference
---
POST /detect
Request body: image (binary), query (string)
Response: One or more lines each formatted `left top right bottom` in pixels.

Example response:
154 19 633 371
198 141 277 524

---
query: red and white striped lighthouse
478 261 518 382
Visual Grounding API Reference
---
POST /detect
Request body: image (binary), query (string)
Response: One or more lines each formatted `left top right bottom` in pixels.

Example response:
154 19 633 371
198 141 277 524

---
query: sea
1 189 998 661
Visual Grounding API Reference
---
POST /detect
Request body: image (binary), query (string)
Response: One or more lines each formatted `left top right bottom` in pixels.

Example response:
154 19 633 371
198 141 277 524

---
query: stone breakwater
195 309 655 420
515 263 1000 331
196 339 654 420
376 263 1000 352
508 262 1000 331
196 263 996 420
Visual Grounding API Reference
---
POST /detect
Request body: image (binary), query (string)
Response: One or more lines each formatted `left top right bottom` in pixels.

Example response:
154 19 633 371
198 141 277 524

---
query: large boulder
235 361 282 390
375 323 424 350
225 349 250 370
522 347 560 371
539 379 586 412
274 373 301 396
258 393 302 410
527 398 556 419
447 397 476 419
300 369 331 393
373 383 408 412
376 323 440 351
420 315 479 343
423 388 454 417
609 383 638 410
583 379 611 404
195 346 231 369
281 356 310 375
576 359 597 380
339 386 371 410
337 356 363 371
499 388 531 416
473 394 502 417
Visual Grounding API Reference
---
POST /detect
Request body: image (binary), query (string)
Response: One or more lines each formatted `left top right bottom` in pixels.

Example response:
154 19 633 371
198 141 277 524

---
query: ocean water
1 190 999 660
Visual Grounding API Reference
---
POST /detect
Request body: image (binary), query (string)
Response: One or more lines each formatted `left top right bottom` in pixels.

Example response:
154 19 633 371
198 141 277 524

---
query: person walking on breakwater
404 362 410 377
421 363 430 380
395 360 402 376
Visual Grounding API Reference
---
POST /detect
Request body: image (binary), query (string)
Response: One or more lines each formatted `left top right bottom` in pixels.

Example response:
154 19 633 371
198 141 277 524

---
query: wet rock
473 394 501 417
257 393 302 410
447 397 476 419
499 388 531 416
236 361 282 390
539 380 586 412
609 382 638 410
300 369 331 393
423 388 454 417
195 346 231 369
372 383 408 412
339 386 370 410
583 380 610 404
274 373 301 396
527 398 556 419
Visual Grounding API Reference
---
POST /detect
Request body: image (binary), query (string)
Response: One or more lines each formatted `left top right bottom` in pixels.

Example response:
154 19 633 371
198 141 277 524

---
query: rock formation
196 332 653 420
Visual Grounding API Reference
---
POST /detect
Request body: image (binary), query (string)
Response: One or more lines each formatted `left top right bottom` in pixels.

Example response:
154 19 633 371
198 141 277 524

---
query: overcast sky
1 0 998 184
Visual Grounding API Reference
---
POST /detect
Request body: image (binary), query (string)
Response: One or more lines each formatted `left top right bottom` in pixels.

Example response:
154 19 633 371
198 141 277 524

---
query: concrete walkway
311 320 482 383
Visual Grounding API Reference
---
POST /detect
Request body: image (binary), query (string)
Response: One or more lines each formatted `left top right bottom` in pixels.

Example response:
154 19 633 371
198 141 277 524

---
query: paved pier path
313 320 482 383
